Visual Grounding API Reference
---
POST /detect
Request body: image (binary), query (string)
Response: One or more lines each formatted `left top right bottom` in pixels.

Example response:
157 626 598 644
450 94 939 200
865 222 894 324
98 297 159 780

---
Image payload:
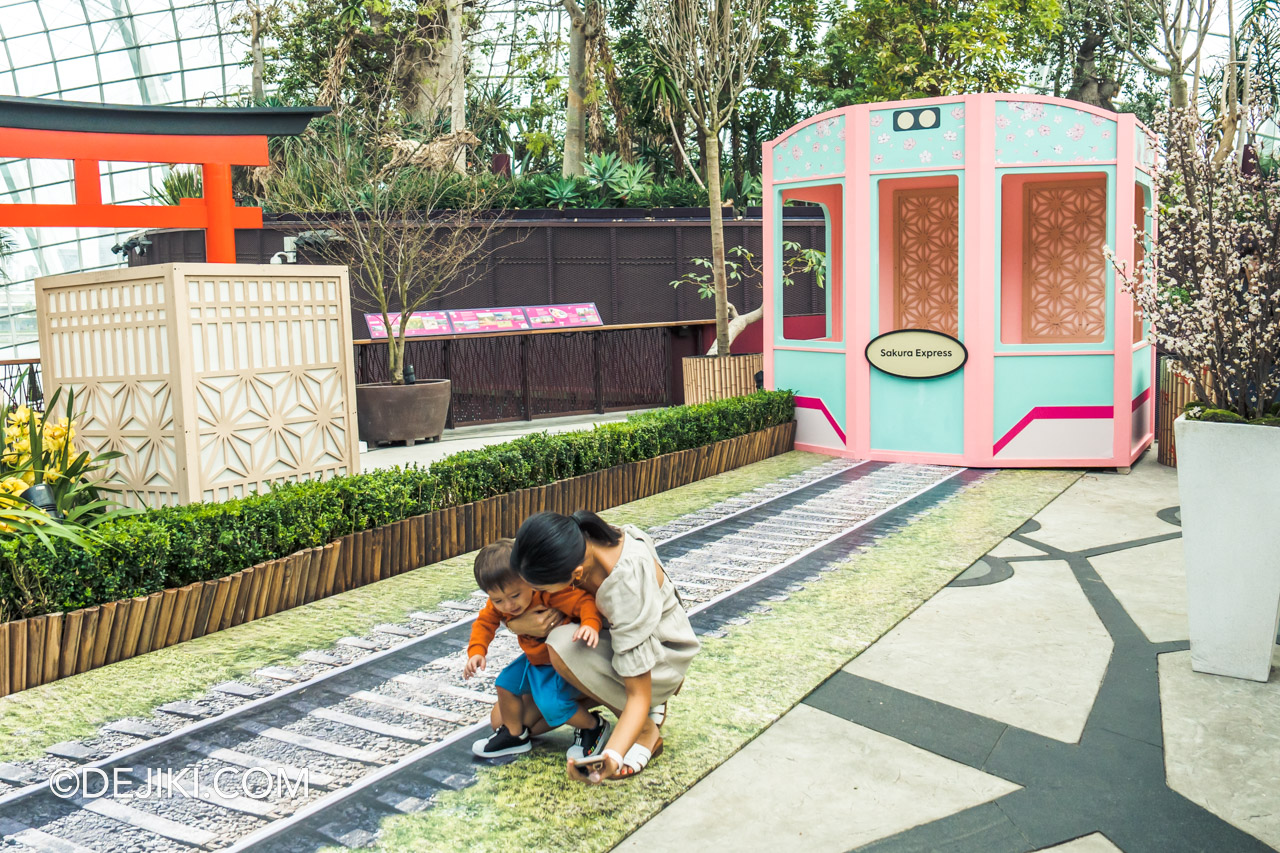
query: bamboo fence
1156 356 1196 467
682 353 764 406
0 421 795 698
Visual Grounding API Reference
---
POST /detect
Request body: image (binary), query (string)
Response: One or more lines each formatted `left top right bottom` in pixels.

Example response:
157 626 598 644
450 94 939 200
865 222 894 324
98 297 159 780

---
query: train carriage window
779 185 843 342
1001 174 1108 345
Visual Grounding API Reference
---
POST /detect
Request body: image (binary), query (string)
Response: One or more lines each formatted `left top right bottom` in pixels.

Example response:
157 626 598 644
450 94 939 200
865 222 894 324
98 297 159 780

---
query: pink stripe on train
993 405 1113 456
795 396 847 445
994 389 1151 457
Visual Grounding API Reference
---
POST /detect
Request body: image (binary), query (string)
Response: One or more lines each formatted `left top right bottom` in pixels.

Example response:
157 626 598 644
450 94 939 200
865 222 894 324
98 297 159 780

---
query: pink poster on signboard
365 311 453 338
447 307 531 333
525 303 603 329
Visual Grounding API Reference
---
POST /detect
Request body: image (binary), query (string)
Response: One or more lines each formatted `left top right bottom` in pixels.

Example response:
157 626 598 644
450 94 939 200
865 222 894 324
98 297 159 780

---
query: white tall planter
1175 415 1280 681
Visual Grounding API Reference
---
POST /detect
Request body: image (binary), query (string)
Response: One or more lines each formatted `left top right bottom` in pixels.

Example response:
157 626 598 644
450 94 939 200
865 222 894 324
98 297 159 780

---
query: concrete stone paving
616 704 1020 853
1160 648 1280 848
621 450 1280 852
847 558 1112 743
1040 835 1124 852
1092 539 1188 644
1018 458 1179 553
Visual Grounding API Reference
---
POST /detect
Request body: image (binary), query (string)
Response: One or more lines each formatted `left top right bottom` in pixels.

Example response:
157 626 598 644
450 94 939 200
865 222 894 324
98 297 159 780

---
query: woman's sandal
649 680 684 727
606 737 664 780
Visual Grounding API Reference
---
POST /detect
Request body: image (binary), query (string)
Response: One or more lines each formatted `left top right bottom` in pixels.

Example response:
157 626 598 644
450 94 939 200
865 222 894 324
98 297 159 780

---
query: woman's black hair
512 510 622 585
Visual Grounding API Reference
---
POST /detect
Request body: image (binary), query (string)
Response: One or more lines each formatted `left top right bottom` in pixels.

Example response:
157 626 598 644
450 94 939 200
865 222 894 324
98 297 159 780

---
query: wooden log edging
0 421 796 698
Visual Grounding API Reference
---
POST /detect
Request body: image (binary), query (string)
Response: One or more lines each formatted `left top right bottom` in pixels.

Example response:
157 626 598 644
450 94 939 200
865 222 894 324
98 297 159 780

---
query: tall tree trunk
697 126 708 184
563 0 590 176
731 108 742 189
590 10 635 162
386 313 405 384
706 131 731 356
1066 32 1118 111
1170 73 1189 110
448 0 467 173
250 6 266 101
673 111 689 177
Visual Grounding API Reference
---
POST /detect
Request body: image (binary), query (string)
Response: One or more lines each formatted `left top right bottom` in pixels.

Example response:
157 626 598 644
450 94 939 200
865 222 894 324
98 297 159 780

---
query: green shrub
1183 400 1280 426
0 392 794 621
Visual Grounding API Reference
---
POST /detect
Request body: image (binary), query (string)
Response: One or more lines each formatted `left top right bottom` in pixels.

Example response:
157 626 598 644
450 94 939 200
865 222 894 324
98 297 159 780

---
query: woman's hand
565 753 618 785
505 605 565 638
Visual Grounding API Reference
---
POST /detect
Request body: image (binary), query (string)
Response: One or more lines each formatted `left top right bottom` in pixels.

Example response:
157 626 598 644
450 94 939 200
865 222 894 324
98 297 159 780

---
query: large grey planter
356 380 451 446
1175 415 1280 681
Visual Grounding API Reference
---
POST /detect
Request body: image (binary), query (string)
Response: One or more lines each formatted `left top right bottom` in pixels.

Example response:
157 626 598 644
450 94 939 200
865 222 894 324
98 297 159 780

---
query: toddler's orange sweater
467 588 601 666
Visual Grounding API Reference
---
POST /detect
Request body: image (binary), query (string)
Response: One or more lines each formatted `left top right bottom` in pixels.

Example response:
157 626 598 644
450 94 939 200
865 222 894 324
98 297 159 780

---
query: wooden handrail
351 318 716 345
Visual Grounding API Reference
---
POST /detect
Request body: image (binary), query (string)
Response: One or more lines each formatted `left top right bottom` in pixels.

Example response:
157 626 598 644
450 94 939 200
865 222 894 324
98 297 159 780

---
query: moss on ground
359 468 1080 853
0 451 831 762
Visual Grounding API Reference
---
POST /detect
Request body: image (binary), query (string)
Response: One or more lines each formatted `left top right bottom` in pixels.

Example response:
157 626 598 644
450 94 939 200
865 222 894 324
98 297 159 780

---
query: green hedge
0 392 794 622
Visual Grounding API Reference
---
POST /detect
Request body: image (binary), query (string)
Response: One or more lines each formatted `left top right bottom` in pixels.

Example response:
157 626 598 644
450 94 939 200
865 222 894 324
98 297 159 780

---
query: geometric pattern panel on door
185 273 355 502
1023 178 1108 343
894 187 960 337
36 264 359 507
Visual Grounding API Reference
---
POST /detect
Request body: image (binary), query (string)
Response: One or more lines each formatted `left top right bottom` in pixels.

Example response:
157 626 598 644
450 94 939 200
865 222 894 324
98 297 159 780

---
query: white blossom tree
1112 109 1280 420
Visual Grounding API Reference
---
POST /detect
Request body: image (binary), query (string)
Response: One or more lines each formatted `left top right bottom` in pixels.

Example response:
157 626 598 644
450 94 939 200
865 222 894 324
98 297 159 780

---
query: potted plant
1115 108 1280 681
262 93 508 446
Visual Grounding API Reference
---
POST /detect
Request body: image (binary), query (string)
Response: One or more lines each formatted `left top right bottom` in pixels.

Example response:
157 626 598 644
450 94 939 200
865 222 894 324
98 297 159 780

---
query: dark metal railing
0 359 42 410
12 319 706 431
353 321 711 428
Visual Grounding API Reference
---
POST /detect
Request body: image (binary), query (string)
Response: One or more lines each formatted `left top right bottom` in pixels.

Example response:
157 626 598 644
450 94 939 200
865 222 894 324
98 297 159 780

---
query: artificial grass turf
356 467 1081 853
0 450 832 763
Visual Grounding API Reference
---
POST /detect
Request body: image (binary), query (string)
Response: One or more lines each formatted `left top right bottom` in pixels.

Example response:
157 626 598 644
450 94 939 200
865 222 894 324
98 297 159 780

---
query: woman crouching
509 510 699 782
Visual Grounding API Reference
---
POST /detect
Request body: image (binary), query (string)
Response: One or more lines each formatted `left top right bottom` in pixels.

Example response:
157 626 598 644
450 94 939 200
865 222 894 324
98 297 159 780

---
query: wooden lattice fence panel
36 264 361 506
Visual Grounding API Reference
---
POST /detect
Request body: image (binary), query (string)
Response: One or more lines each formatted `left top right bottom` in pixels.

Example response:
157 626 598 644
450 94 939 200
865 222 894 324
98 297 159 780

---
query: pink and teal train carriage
762 93 1157 468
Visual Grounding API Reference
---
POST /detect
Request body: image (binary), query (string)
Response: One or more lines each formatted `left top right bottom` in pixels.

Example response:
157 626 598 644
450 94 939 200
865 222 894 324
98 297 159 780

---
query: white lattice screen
37 264 360 507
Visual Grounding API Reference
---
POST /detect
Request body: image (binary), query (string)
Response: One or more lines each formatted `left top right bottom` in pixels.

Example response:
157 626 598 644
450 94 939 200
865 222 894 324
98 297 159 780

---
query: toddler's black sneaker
472 725 532 758
567 712 610 761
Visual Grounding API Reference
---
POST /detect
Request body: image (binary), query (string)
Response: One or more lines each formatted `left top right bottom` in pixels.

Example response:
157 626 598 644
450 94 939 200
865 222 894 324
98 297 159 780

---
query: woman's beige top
547 524 700 709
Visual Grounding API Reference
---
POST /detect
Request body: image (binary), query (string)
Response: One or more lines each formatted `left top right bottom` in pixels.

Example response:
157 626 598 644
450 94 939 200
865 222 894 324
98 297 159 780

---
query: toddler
465 539 610 758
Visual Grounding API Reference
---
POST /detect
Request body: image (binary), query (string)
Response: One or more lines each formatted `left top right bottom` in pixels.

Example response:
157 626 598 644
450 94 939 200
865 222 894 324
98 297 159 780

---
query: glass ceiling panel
6 33 54 68
129 10 176 44
38 3 87 29
48 25 96 60
0 0 256 354
97 48 140 83
91 20 132 53
13 65 54 96
0 5 44 38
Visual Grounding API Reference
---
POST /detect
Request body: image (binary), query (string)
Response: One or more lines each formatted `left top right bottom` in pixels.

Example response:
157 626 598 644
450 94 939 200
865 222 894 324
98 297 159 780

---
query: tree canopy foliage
240 0 1269 189
817 0 1061 105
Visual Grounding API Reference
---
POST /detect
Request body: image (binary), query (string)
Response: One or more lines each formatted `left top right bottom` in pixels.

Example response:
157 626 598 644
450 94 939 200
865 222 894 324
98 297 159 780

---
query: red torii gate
0 97 327 262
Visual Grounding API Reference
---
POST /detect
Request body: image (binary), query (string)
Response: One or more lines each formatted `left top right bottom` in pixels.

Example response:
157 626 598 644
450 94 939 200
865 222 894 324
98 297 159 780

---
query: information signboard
362 303 604 338
364 311 452 339
447 307 531 333
525 303 603 328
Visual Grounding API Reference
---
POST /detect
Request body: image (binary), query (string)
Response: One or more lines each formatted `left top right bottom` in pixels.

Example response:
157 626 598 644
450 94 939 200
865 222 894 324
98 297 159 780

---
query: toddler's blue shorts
494 653 581 728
